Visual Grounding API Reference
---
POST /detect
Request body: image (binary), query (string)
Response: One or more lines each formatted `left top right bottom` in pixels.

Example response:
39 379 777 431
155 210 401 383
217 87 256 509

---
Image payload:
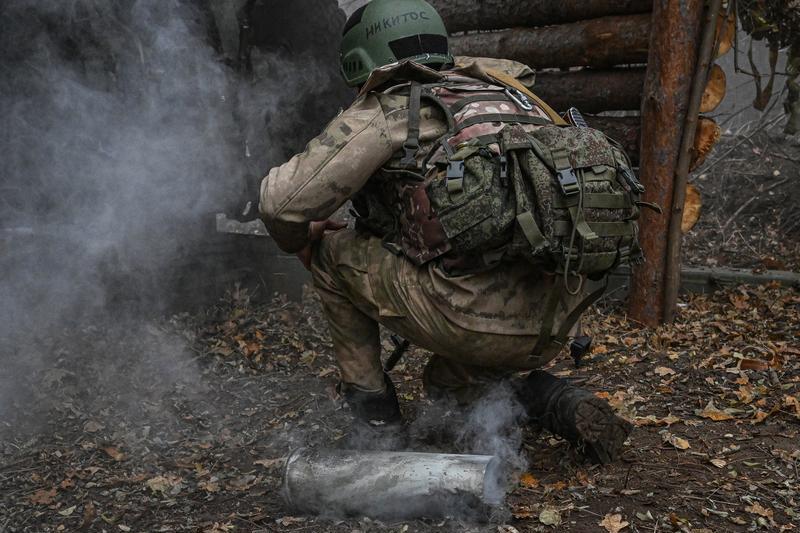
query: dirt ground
2 133 799 533
2 278 798 533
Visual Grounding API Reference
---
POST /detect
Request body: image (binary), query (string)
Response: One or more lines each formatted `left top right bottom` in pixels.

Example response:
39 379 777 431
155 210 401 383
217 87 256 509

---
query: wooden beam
430 0 652 33
449 14 651 70
607 266 800 298
534 68 645 113
628 0 705 327
663 0 725 323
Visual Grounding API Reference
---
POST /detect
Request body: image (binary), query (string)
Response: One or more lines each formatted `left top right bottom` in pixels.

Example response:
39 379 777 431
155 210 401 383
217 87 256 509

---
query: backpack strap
400 83 456 171
532 278 608 357
400 82 423 169
484 69 568 126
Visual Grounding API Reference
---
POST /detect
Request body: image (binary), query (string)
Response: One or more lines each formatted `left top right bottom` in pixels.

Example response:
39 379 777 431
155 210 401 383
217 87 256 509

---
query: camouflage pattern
310 228 575 392
259 57 588 392
507 125 643 274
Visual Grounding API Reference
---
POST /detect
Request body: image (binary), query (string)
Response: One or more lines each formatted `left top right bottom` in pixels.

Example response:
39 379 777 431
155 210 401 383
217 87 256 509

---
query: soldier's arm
259 94 394 253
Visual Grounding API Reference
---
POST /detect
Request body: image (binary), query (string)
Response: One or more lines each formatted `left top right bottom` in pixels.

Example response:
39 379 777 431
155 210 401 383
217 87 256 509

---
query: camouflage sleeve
259 94 394 253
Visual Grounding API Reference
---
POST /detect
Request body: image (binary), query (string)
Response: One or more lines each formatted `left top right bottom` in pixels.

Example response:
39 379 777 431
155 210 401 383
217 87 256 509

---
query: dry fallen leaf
696 400 736 421
752 409 772 424
599 513 629 533
740 358 769 371
654 366 677 377
745 502 775 522
710 458 728 468
58 505 76 517
539 507 562 527
633 414 680 427
276 517 306 527
83 420 104 434
254 458 284 470
29 487 57 505
103 447 126 462
519 472 539 489
784 395 800 417
661 431 691 450
146 475 183 495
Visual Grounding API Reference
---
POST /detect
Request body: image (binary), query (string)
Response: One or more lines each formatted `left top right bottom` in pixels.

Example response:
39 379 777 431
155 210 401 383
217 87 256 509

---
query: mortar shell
282 448 504 519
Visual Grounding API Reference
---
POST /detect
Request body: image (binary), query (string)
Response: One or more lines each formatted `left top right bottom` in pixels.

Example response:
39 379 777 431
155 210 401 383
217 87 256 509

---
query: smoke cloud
0 0 350 439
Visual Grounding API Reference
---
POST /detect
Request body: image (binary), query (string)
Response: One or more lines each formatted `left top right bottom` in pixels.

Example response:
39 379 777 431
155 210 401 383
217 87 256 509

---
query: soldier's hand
309 219 347 242
296 219 347 270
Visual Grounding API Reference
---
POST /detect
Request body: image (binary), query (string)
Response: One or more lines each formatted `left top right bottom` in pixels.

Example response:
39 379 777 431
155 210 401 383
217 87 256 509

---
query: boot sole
573 396 633 464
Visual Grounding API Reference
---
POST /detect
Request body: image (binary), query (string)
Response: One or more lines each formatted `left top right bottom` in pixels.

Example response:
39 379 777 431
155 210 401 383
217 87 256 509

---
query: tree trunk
534 68 645 113
430 0 652 33
449 14 651 70
585 116 642 164
628 0 705 327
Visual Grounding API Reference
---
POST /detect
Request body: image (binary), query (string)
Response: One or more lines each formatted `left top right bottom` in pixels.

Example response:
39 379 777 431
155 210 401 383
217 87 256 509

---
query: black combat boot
516 371 632 464
339 374 408 450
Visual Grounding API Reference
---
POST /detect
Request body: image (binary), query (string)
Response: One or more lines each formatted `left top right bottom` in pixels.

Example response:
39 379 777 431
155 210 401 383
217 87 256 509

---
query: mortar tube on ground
282 448 506 520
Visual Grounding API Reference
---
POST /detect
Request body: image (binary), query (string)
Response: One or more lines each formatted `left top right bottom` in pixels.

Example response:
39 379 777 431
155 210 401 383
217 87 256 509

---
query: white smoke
0 0 349 439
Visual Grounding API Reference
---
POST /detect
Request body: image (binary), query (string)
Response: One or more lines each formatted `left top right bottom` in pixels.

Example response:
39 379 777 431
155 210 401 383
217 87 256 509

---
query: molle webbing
400 82 423 169
454 114 550 134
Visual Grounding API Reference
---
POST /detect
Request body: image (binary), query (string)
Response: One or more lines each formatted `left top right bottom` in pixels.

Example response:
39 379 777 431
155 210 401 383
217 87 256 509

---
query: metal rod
282 448 505 519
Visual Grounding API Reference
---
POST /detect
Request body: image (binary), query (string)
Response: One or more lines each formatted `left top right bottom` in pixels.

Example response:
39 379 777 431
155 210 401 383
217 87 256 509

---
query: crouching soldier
260 0 639 463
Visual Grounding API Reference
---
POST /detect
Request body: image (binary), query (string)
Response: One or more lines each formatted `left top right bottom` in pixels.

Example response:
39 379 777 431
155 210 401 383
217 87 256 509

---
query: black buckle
620 167 644 193
557 168 580 196
570 335 593 368
446 160 465 180
499 155 508 184
399 144 419 169
446 161 465 195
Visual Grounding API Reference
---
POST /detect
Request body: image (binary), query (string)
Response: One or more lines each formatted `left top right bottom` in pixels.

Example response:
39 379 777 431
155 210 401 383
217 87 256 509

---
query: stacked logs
436 0 731 169
435 0 650 162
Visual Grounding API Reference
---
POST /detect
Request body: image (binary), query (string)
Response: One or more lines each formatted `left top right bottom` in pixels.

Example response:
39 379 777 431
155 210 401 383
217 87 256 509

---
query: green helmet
340 0 452 87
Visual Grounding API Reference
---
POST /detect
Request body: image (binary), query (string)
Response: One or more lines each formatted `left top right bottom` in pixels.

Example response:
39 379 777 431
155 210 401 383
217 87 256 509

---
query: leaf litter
0 280 798 532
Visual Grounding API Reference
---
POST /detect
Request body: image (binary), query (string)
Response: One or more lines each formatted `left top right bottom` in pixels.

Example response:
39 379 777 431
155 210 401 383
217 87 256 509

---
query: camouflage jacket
260 57 581 335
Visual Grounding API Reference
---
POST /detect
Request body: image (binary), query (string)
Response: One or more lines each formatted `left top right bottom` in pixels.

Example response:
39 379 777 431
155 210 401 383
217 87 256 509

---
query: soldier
260 0 633 463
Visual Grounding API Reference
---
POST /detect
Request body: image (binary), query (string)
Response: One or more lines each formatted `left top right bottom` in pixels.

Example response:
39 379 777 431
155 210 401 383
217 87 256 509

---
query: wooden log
585 116 642 164
663 0 723 324
690 117 722 170
628 0 705 327
449 14 651 70
430 0 652 33
716 10 736 58
700 64 727 113
534 68 646 113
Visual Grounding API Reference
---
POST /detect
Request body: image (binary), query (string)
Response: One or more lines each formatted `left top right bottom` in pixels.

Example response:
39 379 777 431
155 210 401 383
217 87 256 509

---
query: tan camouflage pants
310 229 553 402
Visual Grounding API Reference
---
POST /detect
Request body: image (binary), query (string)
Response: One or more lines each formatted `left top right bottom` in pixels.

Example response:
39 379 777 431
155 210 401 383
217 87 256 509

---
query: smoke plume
0 0 349 439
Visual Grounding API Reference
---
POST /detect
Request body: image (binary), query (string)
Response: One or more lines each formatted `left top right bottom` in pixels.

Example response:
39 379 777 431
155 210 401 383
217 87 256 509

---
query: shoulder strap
399 83 456 170
400 82 423 169
485 69 568 126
